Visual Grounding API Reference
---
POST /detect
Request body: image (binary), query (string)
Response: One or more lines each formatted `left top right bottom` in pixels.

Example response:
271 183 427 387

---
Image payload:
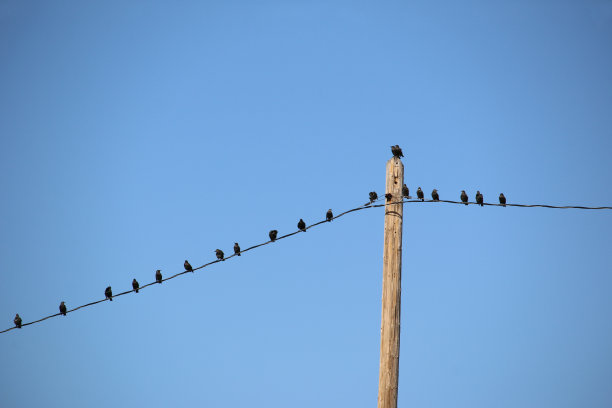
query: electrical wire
2 195 610 334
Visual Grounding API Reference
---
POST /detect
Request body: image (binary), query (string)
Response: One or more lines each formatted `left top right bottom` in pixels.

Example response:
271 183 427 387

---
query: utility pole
377 156 404 408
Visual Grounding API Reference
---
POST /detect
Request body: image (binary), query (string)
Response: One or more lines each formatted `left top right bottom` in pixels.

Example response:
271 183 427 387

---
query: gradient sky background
1 1 611 407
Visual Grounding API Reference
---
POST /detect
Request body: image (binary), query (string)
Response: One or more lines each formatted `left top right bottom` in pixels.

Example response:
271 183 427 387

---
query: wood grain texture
377 157 404 408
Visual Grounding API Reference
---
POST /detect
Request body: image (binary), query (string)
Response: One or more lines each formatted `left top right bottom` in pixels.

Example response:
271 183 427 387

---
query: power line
2 195 611 334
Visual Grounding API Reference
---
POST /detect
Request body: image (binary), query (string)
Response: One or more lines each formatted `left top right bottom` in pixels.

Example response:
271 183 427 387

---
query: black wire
2 196 610 334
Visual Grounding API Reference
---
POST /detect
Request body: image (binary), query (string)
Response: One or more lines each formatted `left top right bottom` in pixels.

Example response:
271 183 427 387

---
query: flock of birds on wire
10 145 505 330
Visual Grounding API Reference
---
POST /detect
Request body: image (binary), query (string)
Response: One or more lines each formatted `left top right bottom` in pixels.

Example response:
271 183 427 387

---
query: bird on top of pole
390 145 404 158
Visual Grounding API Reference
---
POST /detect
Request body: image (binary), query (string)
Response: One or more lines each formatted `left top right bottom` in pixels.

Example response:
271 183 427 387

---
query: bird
499 193 506 207
368 191 378 204
14 313 22 328
402 184 410 198
269 230 278 241
385 193 393 202
155 269 163 284
431 189 439 201
105 286 113 301
416 187 424 201
215 249 225 261
184 260 193 273
234 242 241 256
476 191 484 206
297 218 306 232
390 145 404 158
326 209 333 222
132 279 139 293
460 190 468 205
59 301 67 316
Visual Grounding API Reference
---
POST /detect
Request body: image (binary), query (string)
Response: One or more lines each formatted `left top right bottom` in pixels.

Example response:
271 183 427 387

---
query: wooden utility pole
377 156 404 408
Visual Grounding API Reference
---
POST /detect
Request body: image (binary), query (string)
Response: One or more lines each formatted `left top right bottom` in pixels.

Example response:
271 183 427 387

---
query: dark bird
297 218 306 232
184 260 193 273
390 145 404 158
215 249 225 261
416 187 424 201
105 286 113 301
132 279 139 293
326 209 333 222
385 193 393 202
402 184 410 198
368 191 378 204
460 190 468 205
499 193 506 207
59 301 67 316
234 242 241 256
269 230 278 241
431 189 439 201
14 313 22 328
476 191 484 207
155 269 162 284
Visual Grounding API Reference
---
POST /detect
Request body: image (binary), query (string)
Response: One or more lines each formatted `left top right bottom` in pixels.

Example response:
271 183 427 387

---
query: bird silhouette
184 260 193 273
476 191 484 207
234 242 241 256
499 193 506 207
402 184 410 198
105 286 113 301
461 190 468 205
431 189 439 201
390 145 404 158
326 209 333 222
269 230 278 241
416 187 424 201
298 218 306 232
132 279 139 293
215 249 225 261
156 269 163 284
59 301 67 316
14 313 22 328
368 191 378 204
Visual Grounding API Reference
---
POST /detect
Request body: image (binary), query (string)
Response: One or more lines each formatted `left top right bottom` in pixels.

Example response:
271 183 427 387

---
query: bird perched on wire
269 230 278 241
155 269 162 284
215 249 225 261
402 184 410 198
14 313 22 328
234 242 241 256
499 193 506 207
367 191 378 205
416 187 424 201
184 260 193 273
385 193 393 202
476 191 484 207
297 219 306 232
461 190 468 205
390 145 404 158
431 189 439 201
59 301 67 316
326 209 333 222
132 279 139 293
105 286 113 301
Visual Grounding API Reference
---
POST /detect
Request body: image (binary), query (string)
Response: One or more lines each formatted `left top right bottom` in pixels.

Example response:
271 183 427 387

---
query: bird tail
136 289 139 293
109 298 113 301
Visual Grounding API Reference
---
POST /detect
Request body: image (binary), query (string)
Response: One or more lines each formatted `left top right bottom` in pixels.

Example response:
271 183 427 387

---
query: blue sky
1 1 611 407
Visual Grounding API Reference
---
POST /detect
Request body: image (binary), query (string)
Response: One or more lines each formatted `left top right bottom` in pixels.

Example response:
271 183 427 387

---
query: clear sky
1 1 611 407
